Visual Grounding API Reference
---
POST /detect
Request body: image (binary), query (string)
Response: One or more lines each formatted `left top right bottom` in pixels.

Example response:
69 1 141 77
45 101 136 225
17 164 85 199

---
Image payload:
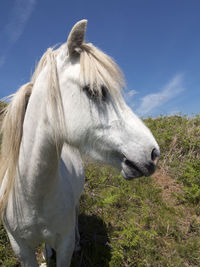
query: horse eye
83 85 107 101
101 85 107 101
83 85 90 92
83 85 93 97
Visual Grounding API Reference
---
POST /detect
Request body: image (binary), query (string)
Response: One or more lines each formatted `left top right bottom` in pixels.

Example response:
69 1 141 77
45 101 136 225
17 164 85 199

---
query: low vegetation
0 110 199 266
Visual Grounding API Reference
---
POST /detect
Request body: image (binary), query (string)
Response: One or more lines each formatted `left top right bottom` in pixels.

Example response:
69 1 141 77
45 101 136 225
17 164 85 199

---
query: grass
0 114 200 266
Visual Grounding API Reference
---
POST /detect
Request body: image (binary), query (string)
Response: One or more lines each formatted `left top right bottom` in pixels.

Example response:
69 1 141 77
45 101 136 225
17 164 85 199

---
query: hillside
0 113 199 266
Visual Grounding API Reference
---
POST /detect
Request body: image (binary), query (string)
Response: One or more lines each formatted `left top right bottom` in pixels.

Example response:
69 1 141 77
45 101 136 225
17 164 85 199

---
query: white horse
0 20 160 266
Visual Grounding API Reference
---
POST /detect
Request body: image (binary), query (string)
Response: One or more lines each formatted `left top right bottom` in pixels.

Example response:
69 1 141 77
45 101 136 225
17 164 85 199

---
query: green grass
0 114 200 266
75 162 200 266
0 225 19 266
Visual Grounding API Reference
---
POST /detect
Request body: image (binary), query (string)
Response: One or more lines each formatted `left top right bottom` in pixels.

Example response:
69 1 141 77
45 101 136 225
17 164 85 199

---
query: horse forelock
79 43 126 101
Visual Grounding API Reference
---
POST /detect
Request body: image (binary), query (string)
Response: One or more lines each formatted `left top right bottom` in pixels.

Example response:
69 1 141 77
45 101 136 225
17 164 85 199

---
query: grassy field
0 108 200 266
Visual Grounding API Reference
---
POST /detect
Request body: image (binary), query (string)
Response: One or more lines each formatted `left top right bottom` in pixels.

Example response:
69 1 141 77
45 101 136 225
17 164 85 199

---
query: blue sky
0 0 199 117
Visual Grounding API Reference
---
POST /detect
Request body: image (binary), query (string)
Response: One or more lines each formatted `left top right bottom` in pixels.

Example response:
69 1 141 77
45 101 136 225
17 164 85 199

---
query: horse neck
17 78 61 200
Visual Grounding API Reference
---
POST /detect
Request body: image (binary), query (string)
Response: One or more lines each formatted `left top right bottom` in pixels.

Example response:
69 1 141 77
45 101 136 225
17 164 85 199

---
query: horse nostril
151 148 160 163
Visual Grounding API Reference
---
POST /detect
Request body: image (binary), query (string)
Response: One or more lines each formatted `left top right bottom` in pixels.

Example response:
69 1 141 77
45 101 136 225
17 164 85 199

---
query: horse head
54 20 160 179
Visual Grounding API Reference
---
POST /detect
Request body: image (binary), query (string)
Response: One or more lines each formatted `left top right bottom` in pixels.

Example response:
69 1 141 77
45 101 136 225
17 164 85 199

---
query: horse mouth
121 158 155 180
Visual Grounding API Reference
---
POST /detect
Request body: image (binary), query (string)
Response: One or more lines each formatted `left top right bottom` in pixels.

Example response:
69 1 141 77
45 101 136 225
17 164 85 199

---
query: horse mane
0 42 125 218
0 82 33 216
0 48 61 218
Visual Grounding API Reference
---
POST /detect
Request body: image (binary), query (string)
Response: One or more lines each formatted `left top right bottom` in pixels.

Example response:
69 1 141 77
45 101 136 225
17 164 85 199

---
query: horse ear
67 19 87 57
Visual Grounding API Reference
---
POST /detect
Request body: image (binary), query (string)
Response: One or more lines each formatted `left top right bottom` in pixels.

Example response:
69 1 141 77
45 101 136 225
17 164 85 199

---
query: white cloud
125 89 138 98
0 0 36 68
5 0 36 42
124 89 138 107
136 74 184 116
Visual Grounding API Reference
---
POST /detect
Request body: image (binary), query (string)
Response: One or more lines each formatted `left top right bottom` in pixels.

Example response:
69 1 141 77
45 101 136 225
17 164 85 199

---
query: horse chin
121 156 156 180
121 158 146 180
121 168 144 180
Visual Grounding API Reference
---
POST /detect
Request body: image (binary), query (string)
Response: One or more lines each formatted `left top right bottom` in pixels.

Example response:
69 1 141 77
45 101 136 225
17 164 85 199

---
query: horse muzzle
121 148 160 180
